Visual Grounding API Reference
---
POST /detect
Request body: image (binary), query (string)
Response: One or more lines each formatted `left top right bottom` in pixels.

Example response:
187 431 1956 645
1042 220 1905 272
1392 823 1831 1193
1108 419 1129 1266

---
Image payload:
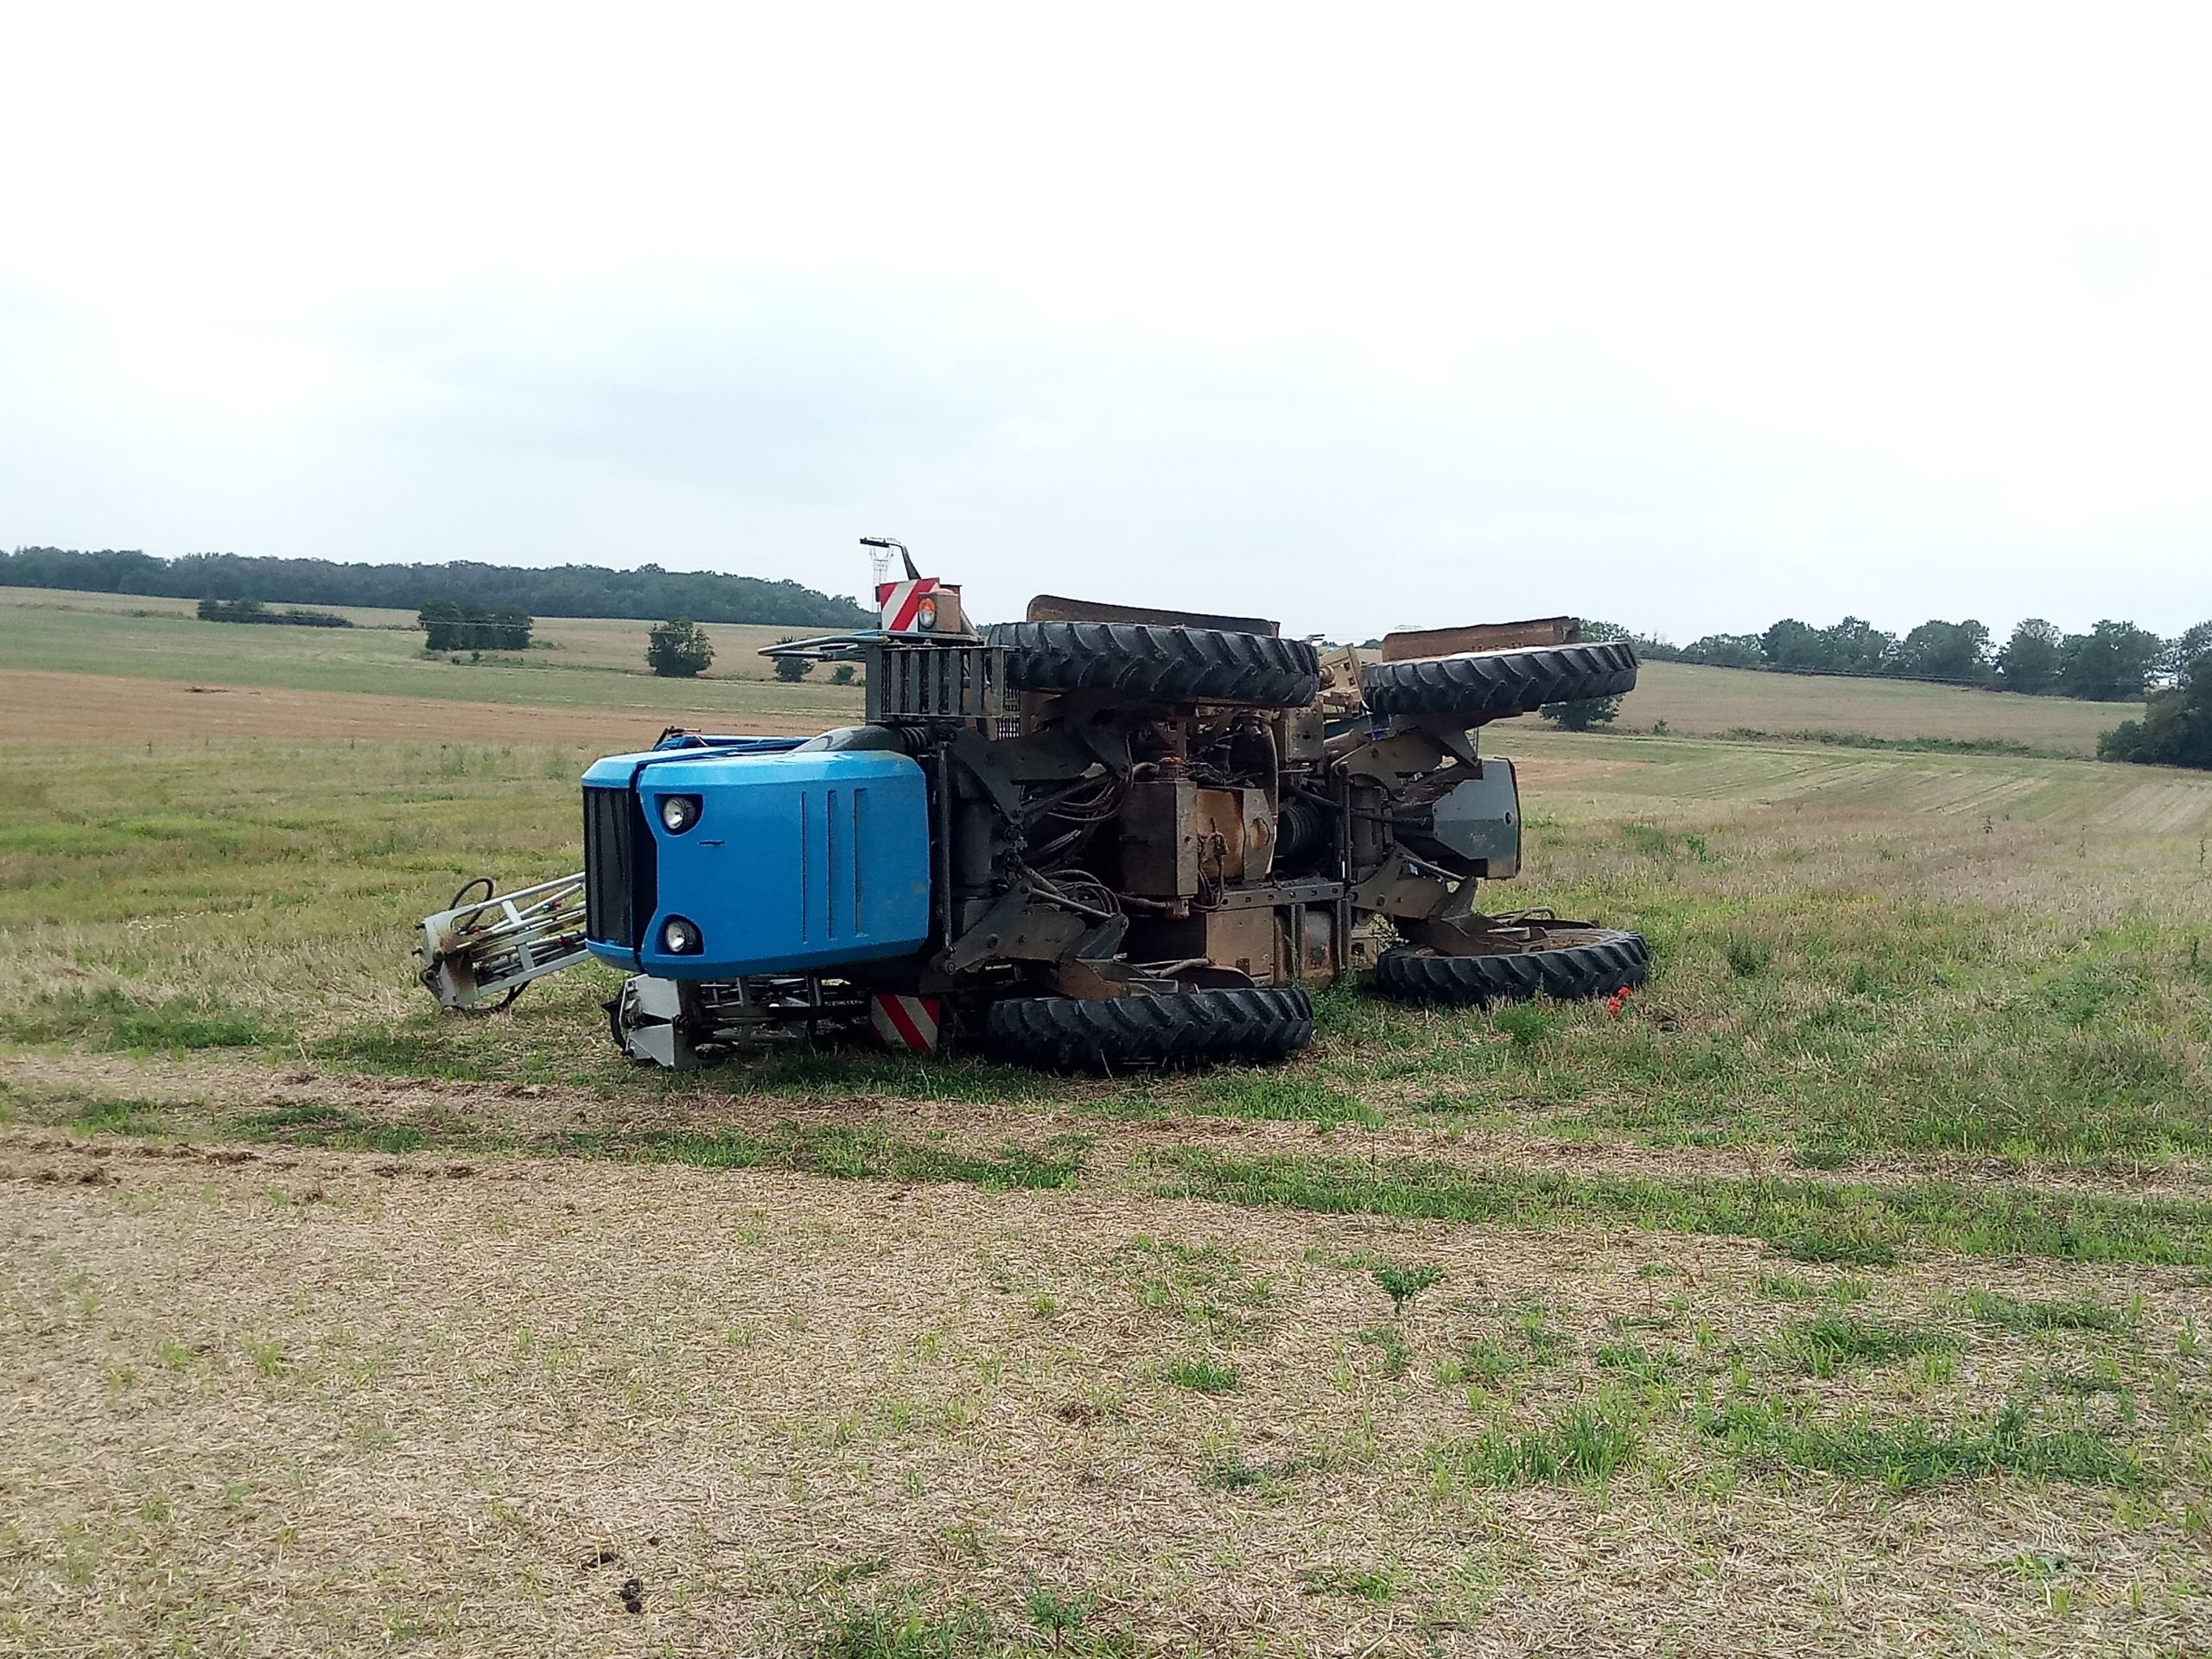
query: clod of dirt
1053 1400 1095 1425
582 1548 620 1570
619 1577 645 1615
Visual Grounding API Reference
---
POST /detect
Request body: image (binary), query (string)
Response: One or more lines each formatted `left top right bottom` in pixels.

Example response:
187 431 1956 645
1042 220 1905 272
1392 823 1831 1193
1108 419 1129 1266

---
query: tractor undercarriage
416 558 1648 1071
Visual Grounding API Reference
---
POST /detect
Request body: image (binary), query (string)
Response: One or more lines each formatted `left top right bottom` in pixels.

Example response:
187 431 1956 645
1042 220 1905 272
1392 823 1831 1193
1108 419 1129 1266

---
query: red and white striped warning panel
869 993 942 1052
876 576 939 632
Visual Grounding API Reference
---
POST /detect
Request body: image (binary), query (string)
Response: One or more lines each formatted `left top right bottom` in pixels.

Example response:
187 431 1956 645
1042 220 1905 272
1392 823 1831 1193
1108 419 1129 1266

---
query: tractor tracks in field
4 1047 2208 1210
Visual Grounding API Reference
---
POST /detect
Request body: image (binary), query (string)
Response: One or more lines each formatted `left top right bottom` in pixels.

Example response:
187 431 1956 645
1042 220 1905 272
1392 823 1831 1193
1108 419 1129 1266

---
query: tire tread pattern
983 987 1314 1071
987 621 1321 708
1373 931 1650 1007
1363 642 1639 719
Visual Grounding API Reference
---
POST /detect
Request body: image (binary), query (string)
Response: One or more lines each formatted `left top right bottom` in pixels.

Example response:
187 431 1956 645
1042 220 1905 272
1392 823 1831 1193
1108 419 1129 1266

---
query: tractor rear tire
987 621 1321 709
982 987 1313 1072
1362 642 1639 720
1373 929 1649 1007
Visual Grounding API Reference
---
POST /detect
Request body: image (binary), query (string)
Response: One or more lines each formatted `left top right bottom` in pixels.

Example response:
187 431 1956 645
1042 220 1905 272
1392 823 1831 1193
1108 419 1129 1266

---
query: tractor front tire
987 621 1321 709
983 987 1313 1072
1373 929 1649 1007
1362 642 1638 720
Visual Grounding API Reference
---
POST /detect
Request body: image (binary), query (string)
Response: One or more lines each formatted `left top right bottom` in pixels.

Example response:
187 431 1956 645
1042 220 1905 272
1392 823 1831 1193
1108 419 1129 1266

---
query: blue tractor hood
581 738 931 979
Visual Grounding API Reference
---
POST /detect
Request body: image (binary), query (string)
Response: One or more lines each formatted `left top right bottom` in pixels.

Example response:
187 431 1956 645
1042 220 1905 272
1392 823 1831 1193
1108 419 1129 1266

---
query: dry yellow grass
0 586 832 683
4 1134 2207 1657
1617 660 2140 756
0 587 871 723
0 668 831 745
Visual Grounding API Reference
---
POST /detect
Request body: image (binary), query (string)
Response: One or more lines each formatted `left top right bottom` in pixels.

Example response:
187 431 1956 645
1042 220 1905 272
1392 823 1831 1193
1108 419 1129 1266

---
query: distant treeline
195 597 353 628
2 546 872 629
1592 615 2212 703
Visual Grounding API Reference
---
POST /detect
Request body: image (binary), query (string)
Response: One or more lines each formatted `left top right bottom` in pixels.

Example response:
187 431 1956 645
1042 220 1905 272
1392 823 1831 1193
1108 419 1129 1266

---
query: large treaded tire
987 621 1321 708
1362 642 1638 719
983 987 1314 1072
1373 930 1649 1007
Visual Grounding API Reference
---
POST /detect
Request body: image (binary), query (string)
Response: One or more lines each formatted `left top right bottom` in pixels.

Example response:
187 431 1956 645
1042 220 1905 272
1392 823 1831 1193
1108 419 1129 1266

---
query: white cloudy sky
3 2 2208 642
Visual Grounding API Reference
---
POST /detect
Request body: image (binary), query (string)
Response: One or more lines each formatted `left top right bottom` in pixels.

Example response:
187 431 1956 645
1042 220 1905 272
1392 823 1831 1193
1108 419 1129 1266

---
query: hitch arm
416 873 591 1010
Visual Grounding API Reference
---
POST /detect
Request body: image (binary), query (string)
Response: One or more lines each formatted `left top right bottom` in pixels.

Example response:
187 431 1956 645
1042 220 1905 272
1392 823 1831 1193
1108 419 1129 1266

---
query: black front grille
583 785 655 950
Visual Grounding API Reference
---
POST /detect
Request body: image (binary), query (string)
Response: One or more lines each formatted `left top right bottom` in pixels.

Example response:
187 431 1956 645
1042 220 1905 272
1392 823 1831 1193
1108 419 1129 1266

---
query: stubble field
1617 660 2141 757
3 597 2209 1657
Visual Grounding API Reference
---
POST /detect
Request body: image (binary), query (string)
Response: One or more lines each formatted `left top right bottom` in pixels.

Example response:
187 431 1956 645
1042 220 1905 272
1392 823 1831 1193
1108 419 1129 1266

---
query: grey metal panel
1428 758 1521 877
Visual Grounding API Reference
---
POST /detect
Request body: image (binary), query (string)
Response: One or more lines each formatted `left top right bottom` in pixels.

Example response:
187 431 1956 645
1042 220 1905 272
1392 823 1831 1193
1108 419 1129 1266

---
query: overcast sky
3 3 2208 643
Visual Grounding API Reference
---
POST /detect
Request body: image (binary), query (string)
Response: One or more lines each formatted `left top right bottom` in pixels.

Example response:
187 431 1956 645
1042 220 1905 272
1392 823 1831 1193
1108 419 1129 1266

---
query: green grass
1299 1565 1397 1605
1164 1358 1241 1395
1179 1074 1383 1129
1356 1326 1411 1376
1436 1337 1529 1389
1593 1344 1677 1384
1121 1236 1274 1334
3 695 2209 1188
1429 1407 1641 1487
0 987 283 1052
1721 728 2037 757
1961 1288 2136 1335
233 1103 432 1155
1778 1313 1956 1376
62 1097 166 1135
1200 1452 1330 1491
807 1601 1001 1659
1153 1147 2212 1268
35 1089 1090 1193
565 1124 1088 1191
1700 1401 2148 1490
1723 930 1775 977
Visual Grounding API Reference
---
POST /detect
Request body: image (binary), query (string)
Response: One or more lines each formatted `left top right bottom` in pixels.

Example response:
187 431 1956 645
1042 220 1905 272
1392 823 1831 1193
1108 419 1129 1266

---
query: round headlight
661 915 701 955
659 794 701 833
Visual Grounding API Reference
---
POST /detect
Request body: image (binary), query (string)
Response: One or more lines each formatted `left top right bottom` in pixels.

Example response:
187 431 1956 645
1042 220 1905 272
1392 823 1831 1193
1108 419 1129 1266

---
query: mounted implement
417 544 1647 1068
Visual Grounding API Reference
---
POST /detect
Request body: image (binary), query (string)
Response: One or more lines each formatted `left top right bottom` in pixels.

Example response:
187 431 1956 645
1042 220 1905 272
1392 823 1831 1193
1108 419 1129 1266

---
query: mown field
1618 660 2141 757
1 585 2145 753
3 597 2210 1656
0 586 870 715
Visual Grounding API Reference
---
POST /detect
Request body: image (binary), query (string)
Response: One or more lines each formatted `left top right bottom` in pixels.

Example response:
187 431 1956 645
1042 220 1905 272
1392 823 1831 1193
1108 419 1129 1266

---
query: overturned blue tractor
416 552 1648 1070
